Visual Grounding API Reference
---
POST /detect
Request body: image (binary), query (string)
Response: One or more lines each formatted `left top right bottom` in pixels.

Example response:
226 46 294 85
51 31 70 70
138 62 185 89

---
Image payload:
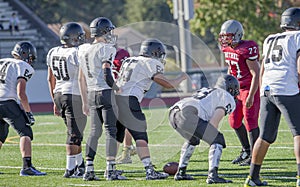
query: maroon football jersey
221 40 259 89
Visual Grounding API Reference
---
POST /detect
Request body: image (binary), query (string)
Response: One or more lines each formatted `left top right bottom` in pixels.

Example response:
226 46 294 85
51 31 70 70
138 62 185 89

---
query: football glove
25 112 35 126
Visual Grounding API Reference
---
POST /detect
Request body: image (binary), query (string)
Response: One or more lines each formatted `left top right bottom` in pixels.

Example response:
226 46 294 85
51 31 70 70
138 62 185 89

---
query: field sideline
0 108 297 187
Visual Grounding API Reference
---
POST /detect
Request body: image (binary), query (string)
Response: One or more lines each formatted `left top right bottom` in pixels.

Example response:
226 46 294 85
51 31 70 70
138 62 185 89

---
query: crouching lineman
169 74 239 184
0 41 46 176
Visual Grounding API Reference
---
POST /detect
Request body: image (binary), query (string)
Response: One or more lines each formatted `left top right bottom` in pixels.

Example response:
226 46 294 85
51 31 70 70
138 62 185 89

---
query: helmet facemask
103 30 117 44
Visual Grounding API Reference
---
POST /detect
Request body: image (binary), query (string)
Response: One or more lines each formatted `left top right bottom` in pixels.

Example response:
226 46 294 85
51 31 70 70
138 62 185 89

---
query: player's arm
17 78 35 126
259 56 265 89
17 78 30 112
103 61 119 91
153 73 187 89
245 58 260 108
78 68 89 116
297 51 300 85
47 67 60 116
209 108 226 129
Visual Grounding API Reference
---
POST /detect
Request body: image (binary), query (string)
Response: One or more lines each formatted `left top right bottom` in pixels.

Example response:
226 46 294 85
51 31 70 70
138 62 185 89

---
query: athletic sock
23 157 32 169
66 155 76 170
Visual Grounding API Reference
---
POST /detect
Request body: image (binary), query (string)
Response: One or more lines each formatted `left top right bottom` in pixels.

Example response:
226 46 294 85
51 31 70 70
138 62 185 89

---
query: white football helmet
219 20 244 47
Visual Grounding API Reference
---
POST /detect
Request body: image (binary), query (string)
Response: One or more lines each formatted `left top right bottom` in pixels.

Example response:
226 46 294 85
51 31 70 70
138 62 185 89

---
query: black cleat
232 150 250 164
83 171 100 181
174 167 194 180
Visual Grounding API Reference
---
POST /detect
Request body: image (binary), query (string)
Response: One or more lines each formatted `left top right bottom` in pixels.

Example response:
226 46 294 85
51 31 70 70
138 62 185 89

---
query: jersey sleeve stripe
17 76 28 81
248 55 258 60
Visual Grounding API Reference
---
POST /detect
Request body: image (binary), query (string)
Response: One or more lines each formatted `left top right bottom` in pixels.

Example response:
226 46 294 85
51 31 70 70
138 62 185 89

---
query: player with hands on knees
169 74 239 184
0 41 46 176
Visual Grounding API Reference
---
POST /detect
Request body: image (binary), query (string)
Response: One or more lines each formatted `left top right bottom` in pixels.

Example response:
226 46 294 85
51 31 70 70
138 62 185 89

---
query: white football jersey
0 58 34 101
46 46 81 95
116 56 164 102
261 31 300 96
170 88 236 121
78 42 116 91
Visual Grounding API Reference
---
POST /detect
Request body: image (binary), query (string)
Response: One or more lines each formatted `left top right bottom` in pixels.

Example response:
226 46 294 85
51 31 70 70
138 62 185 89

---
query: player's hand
53 104 60 116
26 112 35 126
82 103 90 116
246 96 254 109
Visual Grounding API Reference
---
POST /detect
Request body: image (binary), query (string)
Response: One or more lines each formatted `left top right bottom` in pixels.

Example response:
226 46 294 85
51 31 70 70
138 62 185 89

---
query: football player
112 48 138 164
244 7 300 186
47 22 87 178
219 20 260 166
0 41 46 176
169 74 239 184
115 38 187 180
77 17 126 181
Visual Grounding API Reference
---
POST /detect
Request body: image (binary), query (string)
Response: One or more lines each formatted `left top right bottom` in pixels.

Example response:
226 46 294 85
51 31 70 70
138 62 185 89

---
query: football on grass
163 162 179 175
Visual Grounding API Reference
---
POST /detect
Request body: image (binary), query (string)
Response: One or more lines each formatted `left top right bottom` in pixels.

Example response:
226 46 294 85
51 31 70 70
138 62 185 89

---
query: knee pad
67 135 83 146
116 121 126 143
0 122 9 143
130 129 148 143
189 136 200 146
212 133 226 148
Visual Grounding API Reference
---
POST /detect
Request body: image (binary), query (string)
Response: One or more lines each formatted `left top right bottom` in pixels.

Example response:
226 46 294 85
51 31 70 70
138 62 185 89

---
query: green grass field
0 108 297 187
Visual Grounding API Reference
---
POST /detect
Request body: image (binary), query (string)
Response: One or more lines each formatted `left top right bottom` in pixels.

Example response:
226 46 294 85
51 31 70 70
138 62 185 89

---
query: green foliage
191 0 287 48
20 0 172 26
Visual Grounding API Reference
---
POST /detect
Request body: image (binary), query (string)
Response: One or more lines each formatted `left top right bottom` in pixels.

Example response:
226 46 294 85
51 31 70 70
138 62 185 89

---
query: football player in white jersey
78 17 126 181
0 41 46 176
169 74 239 184
115 38 187 180
244 7 300 187
47 22 87 178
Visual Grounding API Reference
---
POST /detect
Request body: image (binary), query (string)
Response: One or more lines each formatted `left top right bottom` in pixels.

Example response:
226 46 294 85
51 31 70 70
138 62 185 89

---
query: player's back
46 46 81 95
116 56 164 102
261 31 300 96
78 42 116 91
171 88 236 121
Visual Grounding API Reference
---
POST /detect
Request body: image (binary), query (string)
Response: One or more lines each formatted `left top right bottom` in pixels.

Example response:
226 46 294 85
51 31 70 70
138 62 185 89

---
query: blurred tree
166 0 293 54
20 0 172 27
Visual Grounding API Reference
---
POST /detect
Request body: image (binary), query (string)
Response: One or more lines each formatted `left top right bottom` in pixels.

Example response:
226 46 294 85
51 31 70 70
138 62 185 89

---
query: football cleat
20 166 46 176
232 150 250 164
63 168 75 178
105 170 127 180
206 167 232 184
244 176 268 186
72 161 85 178
116 147 132 164
83 171 100 181
239 157 251 166
174 168 194 180
145 164 169 180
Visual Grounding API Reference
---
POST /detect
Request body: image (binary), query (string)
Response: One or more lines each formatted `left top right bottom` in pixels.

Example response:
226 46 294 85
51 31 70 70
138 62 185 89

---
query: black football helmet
280 7 300 31
60 22 85 47
215 74 240 97
139 38 166 63
11 41 37 65
219 20 244 47
89 17 116 43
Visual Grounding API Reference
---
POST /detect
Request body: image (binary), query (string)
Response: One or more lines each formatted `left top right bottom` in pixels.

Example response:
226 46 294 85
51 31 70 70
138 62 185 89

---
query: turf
0 108 297 186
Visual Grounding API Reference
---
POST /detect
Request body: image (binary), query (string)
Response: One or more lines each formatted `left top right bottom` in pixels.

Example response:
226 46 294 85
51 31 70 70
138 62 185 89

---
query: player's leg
116 129 136 164
245 96 280 186
101 90 126 180
229 94 250 164
240 90 260 166
118 95 167 180
6 101 46 176
277 94 300 187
